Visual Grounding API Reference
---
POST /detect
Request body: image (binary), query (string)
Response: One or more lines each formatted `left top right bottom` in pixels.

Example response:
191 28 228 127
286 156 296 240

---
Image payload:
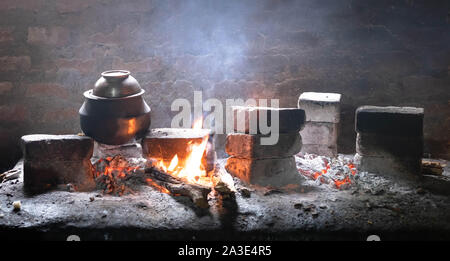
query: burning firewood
0 169 20 183
92 154 215 208
211 165 236 196
422 159 445 176
144 167 211 208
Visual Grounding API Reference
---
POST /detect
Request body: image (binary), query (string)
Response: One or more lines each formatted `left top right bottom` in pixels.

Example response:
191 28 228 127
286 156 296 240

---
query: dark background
0 0 449 172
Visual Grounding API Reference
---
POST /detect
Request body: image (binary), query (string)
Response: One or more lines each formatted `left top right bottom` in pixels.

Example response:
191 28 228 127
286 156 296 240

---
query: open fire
91 117 216 206
152 118 213 187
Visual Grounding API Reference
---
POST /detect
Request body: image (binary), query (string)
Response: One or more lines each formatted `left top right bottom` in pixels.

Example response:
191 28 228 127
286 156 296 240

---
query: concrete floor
1 158 450 241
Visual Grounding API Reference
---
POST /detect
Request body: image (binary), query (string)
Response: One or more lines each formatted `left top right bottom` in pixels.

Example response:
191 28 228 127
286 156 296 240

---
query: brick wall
0 0 449 171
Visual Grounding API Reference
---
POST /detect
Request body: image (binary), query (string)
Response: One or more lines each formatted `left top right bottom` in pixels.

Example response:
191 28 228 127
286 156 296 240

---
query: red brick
27 27 70 47
89 25 128 45
0 104 27 123
56 0 94 13
39 108 79 123
55 58 96 74
0 27 14 43
40 108 78 123
112 57 162 73
0 56 31 71
0 0 44 11
24 83 70 99
0 82 13 95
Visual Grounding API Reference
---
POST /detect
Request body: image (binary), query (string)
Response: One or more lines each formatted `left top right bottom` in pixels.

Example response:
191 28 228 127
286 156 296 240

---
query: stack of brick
355 106 424 179
225 106 306 187
298 92 342 157
21 134 96 193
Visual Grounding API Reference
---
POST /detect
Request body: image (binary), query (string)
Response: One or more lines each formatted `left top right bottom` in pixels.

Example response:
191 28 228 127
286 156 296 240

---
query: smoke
136 0 297 93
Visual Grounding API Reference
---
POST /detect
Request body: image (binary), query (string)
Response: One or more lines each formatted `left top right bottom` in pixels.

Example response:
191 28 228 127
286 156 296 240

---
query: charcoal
225 132 302 159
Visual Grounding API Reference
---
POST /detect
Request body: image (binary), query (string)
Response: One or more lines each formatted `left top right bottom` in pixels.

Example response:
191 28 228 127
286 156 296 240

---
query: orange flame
168 155 178 172
155 117 211 187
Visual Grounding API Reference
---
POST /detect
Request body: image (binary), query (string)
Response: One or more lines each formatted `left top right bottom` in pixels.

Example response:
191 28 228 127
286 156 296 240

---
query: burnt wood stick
144 167 184 184
143 167 211 208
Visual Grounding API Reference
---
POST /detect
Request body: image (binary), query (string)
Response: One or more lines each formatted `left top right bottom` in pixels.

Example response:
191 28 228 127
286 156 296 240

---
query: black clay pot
79 70 151 145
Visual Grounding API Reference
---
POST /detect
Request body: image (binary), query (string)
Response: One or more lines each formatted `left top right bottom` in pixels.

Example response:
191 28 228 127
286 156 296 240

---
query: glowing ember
145 178 171 194
334 176 352 189
154 117 212 187
93 155 142 195
296 154 357 189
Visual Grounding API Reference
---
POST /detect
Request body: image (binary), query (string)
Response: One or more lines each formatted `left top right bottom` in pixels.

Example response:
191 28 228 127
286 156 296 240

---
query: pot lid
92 70 142 98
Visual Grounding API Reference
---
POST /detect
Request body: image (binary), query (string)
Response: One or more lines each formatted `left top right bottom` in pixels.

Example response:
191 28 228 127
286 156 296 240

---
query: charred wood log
144 167 211 208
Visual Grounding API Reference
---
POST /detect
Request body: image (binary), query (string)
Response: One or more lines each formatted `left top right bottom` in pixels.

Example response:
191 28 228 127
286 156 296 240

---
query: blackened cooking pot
79 70 151 145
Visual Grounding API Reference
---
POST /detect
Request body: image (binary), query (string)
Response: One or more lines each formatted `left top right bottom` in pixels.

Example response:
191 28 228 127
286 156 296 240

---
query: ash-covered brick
23 160 95 193
298 92 341 123
355 106 424 136
21 134 95 193
226 132 302 159
225 156 302 187
300 122 338 146
21 134 94 161
354 154 422 179
356 133 423 158
300 144 337 157
141 128 211 161
232 106 305 134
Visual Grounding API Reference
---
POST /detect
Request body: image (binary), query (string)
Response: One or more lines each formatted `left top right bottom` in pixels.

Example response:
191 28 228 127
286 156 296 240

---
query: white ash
295 153 356 190
295 153 418 194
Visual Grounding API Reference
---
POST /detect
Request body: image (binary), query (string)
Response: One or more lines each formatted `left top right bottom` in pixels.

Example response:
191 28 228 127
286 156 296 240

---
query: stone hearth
1 156 450 241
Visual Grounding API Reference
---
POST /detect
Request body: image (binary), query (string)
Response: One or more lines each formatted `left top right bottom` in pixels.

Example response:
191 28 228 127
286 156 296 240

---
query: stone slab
21 134 93 161
1 159 450 240
355 106 424 136
232 106 305 134
356 133 423 158
298 92 341 123
225 156 302 187
300 122 338 146
300 144 337 157
225 132 302 159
